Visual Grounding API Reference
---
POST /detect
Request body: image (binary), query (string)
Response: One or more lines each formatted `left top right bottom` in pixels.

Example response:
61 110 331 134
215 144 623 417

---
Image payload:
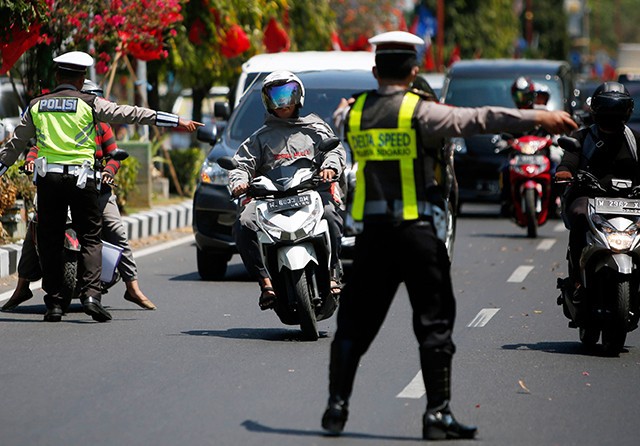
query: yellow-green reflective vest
347 91 421 221
30 96 97 165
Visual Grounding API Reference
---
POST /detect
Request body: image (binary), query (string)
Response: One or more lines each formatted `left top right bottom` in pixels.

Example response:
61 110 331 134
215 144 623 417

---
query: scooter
556 136 640 355
217 138 341 341
497 133 554 238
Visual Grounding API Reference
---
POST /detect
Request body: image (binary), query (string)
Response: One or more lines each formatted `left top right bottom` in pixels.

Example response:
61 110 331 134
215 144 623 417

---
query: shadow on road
240 419 420 442
502 341 630 357
181 328 331 342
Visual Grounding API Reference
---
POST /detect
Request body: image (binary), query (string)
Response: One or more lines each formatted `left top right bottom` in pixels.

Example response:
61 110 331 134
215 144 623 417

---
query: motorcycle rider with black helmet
229 70 346 310
555 82 637 293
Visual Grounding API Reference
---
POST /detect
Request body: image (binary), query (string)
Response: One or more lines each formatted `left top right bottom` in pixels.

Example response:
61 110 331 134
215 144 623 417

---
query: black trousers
334 220 457 357
565 196 589 281
36 173 102 301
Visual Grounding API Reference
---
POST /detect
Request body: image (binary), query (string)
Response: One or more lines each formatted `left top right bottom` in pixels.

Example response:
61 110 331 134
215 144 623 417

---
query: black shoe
321 400 349 436
82 296 112 322
423 407 477 440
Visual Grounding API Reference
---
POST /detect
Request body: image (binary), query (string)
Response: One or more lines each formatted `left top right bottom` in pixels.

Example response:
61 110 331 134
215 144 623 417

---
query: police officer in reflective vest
0 51 202 322
321 31 578 439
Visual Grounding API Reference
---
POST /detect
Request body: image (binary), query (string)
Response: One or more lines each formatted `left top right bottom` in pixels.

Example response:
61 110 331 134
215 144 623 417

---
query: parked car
417 72 445 99
0 78 26 142
440 59 578 208
193 62 451 279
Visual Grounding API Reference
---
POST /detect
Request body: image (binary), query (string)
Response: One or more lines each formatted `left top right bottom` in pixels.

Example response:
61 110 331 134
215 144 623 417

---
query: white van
232 51 375 108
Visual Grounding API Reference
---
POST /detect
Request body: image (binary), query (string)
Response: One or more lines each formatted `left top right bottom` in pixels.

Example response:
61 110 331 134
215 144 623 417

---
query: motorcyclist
555 81 637 293
229 70 346 310
500 77 561 217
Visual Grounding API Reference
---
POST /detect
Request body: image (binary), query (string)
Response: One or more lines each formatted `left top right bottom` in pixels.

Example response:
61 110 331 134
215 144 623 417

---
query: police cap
368 31 424 55
53 51 94 73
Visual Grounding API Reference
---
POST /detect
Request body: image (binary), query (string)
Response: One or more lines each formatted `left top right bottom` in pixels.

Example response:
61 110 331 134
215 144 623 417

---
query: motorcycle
497 133 555 238
556 136 640 355
217 137 342 341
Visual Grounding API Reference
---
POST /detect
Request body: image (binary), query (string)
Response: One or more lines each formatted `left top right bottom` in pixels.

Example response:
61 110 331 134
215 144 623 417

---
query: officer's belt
46 163 95 175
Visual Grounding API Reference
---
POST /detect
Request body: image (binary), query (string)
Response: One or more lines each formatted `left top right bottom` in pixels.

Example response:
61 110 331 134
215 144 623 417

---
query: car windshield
228 71 377 143
443 76 564 111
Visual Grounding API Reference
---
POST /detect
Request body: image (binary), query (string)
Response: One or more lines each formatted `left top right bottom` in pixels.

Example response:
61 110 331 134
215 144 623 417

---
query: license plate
514 154 545 165
594 197 640 215
267 194 312 212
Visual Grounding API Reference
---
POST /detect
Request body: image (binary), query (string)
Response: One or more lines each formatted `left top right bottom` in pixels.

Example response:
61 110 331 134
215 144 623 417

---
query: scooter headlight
592 214 640 252
257 209 282 240
301 197 324 235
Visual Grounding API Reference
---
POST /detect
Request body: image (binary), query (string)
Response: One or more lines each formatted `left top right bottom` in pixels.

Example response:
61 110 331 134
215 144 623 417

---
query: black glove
630 186 640 198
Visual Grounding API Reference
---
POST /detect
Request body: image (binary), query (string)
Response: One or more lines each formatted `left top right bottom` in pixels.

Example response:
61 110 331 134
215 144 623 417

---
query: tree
519 0 569 60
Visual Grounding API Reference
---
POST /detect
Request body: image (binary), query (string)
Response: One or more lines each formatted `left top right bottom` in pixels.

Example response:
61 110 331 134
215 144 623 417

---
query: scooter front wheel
284 267 319 341
602 279 630 355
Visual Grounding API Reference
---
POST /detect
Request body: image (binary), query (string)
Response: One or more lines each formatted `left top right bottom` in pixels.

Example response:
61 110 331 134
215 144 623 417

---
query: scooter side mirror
197 126 218 145
316 137 341 153
109 148 129 161
217 156 239 170
558 136 581 152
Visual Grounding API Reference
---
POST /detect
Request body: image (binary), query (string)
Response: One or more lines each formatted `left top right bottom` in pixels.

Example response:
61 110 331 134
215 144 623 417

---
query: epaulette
407 88 437 102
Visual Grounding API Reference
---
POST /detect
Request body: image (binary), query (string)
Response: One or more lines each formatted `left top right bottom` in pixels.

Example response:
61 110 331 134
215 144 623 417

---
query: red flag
330 31 343 51
220 24 251 59
263 18 290 53
424 41 435 71
0 24 41 75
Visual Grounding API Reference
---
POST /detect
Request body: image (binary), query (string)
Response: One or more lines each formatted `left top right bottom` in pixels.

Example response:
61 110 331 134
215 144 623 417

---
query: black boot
82 296 112 322
321 340 361 436
43 294 63 322
421 350 477 440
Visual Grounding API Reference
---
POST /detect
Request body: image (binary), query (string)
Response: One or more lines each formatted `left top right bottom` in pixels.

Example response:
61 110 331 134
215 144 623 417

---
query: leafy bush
114 156 140 213
164 147 205 196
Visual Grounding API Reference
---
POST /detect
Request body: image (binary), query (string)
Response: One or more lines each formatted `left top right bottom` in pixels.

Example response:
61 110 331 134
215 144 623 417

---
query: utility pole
525 0 534 47
436 0 444 71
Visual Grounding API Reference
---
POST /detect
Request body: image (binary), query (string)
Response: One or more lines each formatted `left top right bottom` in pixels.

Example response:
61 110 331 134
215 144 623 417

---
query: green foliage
3 163 36 213
0 0 48 41
288 0 335 51
435 0 519 59
165 147 205 196
114 156 141 213
520 0 569 60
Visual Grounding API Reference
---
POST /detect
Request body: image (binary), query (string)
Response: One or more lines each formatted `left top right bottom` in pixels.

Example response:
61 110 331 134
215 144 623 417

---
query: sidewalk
0 200 193 279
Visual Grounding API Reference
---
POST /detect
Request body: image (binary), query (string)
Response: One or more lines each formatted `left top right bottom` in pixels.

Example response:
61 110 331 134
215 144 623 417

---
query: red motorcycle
498 133 554 238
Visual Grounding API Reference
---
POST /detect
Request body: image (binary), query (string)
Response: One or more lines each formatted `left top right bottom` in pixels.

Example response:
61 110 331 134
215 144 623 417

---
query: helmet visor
263 81 301 110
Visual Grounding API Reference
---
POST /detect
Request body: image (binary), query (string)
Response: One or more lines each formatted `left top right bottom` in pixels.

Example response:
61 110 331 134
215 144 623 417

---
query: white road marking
397 370 425 399
467 308 501 327
507 265 535 282
554 223 566 232
536 238 556 251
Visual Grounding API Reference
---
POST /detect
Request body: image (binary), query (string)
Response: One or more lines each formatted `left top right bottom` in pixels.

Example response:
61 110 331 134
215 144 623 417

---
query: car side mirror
197 126 218 145
214 101 231 120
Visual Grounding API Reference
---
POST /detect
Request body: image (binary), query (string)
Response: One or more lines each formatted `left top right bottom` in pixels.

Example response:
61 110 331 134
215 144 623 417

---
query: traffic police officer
0 51 202 322
321 31 578 439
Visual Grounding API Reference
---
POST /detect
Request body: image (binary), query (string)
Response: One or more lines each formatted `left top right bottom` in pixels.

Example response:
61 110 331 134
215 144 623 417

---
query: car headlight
199 159 229 185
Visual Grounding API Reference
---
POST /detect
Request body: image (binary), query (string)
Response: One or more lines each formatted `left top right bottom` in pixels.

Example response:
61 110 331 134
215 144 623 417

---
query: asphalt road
1 204 639 446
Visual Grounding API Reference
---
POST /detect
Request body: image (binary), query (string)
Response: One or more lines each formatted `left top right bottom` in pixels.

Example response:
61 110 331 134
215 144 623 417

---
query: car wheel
196 248 228 281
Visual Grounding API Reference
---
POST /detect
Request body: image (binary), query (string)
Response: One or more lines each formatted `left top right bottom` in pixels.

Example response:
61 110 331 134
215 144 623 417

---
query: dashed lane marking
397 370 425 399
467 308 501 327
554 223 566 232
536 238 556 251
507 265 535 282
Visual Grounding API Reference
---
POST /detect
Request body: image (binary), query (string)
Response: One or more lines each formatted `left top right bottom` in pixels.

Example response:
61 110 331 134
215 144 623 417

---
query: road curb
0 200 193 279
